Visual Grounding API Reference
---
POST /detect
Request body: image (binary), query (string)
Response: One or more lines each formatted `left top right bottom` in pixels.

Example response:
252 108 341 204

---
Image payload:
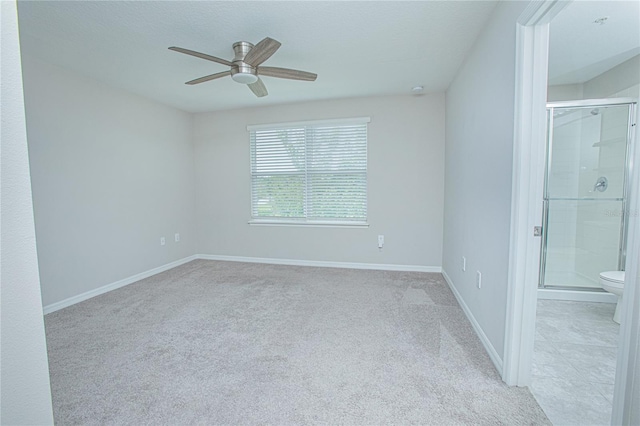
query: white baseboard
43 254 441 314
43 255 198 315
537 288 617 303
441 269 503 375
196 254 441 273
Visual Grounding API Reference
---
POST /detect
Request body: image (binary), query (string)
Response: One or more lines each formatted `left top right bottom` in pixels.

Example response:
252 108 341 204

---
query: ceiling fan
169 37 317 98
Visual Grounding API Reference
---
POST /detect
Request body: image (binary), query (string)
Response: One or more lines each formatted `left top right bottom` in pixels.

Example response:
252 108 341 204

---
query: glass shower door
541 103 631 290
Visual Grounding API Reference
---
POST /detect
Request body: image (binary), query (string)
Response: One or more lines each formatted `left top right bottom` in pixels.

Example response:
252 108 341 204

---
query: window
249 118 369 225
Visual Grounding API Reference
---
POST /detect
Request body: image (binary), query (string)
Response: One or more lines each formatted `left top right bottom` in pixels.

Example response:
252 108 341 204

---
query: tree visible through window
249 118 369 224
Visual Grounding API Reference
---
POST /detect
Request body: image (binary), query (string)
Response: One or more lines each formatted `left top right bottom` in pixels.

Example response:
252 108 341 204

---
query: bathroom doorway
532 99 636 425
504 0 640 424
540 100 635 292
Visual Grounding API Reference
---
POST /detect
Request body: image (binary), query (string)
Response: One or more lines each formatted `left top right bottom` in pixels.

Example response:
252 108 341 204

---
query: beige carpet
45 260 549 425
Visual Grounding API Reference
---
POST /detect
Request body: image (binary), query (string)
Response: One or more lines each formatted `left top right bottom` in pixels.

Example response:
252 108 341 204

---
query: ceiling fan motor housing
230 41 258 84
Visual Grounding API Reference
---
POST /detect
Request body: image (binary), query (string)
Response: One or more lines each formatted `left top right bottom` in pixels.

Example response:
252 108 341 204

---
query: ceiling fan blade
169 46 233 67
185 71 231 85
248 78 268 97
258 66 317 81
243 37 281 66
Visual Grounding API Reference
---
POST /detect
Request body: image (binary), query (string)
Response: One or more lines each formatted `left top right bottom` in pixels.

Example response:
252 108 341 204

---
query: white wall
583 55 640 99
547 83 583 102
443 1 529 364
194 94 445 268
548 54 640 101
0 1 54 423
21 55 196 307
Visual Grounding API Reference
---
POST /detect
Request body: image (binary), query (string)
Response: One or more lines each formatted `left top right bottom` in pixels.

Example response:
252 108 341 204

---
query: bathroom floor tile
530 377 612 426
535 328 547 342
535 316 619 347
532 359 582 382
532 299 619 426
555 343 618 385
537 300 616 321
532 343 582 382
532 342 563 365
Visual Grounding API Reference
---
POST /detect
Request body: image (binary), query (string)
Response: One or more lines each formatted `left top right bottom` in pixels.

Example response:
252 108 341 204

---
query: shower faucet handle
594 176 608 192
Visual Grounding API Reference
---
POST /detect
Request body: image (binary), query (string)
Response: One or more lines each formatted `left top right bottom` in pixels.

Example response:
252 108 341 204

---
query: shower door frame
539 98 637 291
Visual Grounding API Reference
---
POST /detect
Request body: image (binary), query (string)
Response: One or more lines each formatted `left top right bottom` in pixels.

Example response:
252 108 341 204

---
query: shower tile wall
545 113 584 287
575 107 627 284
544 105 628 289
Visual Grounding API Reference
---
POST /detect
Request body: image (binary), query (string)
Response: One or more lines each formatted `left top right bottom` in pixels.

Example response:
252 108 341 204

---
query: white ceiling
17 1 498 113
548 0 640 86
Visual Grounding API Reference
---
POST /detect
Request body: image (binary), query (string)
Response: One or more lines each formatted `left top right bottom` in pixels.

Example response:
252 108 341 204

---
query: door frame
503 0 567 388
612 92 639 426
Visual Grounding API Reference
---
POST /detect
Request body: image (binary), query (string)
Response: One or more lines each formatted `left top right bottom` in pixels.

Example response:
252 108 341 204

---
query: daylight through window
249 118 369 225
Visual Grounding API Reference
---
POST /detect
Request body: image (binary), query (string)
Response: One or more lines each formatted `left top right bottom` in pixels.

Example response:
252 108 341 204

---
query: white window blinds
249 118 369 224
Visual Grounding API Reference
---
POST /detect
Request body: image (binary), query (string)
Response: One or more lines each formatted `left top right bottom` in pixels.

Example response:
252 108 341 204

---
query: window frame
247 117 370 227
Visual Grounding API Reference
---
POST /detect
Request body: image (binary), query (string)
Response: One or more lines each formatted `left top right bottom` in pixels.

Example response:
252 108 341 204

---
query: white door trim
613 103 639 425
504 0 640 423
503 0 568 388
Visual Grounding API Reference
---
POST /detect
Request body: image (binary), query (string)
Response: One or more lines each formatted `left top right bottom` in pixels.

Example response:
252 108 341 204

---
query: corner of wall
1 1 54 422
441 269 504 375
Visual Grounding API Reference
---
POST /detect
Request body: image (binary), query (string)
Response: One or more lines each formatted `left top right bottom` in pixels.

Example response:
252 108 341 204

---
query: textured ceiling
548 0 640 86
17 1 499 113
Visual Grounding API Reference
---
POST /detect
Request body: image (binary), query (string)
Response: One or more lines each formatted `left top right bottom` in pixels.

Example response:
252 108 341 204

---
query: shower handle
594 176 608 192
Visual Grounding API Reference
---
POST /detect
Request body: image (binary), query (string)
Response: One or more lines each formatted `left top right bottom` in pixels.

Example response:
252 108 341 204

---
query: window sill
248 220 369 228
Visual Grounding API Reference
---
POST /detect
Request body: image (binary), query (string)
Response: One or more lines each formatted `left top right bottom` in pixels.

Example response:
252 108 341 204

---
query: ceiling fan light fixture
231 72 259 84
170 37 317 97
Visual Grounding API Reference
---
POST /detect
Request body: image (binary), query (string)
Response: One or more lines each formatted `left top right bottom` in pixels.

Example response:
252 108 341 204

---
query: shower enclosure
540 99 636 290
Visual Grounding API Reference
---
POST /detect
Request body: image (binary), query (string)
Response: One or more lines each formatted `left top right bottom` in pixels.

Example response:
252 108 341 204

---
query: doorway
504 1 640 424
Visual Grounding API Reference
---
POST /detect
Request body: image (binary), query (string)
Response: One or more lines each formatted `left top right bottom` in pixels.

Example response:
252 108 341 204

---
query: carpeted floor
45 260 549 425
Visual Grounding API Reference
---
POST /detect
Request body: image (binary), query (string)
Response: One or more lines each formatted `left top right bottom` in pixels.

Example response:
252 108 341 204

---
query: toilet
599 271 625 324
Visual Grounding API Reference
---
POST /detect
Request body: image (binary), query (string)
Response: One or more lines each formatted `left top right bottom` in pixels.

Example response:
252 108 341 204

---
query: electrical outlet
476 271 482 289
160 237 166 246
175 233 180 243
378 235 384 248
462 256 466 272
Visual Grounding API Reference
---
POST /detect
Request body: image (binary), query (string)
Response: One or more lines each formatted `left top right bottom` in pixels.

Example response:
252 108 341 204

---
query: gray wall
0 1 54 423
583 55 639 99
548 54 640 101
547 83 583 102
23 55 446 309
443 0 528 363
194 94 445 268
22 56 197 307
